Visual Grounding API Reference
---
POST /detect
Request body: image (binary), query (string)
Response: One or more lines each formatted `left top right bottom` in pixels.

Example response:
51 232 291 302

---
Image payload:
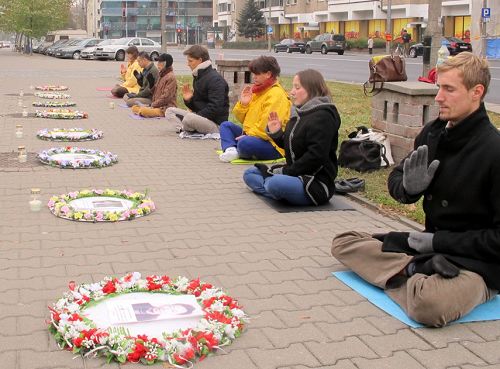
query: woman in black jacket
243 69 341 206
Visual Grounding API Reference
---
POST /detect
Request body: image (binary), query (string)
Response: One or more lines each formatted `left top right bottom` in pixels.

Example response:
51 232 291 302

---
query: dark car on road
274 39 306 53
409 37 472 58
306 33 346 55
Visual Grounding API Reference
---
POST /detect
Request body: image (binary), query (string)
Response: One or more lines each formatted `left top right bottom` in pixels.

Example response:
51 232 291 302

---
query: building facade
87 0 213 44
213 0 474 44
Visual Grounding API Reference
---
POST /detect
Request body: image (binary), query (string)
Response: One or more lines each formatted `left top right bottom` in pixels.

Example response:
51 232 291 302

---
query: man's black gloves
133 70 143 86
146 73 155 88
126 93 137 98
407 255 460 279
254 164 273 179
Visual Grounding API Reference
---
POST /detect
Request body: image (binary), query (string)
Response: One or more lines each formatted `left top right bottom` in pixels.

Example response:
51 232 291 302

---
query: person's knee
331 231 374 257
131 105 141 114
236 137 254 157
406 294 450 327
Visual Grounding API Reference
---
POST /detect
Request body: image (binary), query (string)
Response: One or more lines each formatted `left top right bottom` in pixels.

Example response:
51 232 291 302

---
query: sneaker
219 147 239 162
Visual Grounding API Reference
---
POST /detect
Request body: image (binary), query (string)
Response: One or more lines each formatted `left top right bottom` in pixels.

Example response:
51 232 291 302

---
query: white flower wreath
48 189 155 222
48 273 247 366
35 85 69 91
35 109 88 119
33 101 76 107
37 128 103 142
38 147 118 169
34 92 71 99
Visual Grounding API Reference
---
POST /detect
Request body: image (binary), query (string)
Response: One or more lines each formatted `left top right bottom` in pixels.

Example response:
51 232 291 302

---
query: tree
236 0 266 41
423 0 443 76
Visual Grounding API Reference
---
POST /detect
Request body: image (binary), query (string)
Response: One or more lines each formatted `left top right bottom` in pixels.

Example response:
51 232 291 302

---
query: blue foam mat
333 271 500 328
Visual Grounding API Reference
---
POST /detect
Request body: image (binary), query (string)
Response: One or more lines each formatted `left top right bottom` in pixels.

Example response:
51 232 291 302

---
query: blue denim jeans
220 121 282 160
243 167 312 206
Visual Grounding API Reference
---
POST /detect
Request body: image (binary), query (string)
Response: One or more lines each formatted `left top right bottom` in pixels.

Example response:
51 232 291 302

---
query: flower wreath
48 272 247 366
35 85 69 91
33 101 76 108
34 92 72 99
48 189 155 222
38 147 118 169
36 109 88 119
37 128 103 142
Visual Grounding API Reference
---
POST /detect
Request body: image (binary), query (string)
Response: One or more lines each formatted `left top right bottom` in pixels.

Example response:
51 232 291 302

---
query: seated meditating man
331 52 500 327
218 56 291 162
131 53 177 118
123 51 159 107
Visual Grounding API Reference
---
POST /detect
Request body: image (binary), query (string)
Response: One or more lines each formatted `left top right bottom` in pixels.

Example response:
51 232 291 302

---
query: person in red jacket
131 53 177 118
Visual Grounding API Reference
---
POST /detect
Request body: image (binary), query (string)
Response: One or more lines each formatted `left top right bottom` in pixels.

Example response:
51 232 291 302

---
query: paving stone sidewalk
1 50 499 369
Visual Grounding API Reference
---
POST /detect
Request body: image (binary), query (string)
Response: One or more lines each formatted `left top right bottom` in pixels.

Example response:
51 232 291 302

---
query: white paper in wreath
83 293 205 337
69 196 134 212
50 131 88 139
50 153 100 162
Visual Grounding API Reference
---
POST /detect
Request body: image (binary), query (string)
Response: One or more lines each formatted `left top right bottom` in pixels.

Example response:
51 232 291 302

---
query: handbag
338 139 390 173
363 55 407 96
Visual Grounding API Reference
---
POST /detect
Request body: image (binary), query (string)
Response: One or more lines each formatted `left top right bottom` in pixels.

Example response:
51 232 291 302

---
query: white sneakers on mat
219 147 239 162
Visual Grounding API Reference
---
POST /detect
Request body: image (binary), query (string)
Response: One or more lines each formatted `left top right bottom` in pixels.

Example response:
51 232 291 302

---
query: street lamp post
267 0 271 52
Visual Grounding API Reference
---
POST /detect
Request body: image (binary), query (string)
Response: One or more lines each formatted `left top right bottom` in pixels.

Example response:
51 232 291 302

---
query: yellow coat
232 82 291 156
120 60 143 94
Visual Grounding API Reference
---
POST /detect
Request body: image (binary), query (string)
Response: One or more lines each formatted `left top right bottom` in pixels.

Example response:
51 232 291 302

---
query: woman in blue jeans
243 69 341 206
219 56 291 162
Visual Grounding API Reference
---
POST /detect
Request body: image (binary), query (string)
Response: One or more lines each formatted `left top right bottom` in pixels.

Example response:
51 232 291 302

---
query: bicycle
393 43 405 57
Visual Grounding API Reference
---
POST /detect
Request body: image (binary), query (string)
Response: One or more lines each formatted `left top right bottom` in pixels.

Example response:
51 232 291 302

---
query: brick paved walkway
1 49 499 369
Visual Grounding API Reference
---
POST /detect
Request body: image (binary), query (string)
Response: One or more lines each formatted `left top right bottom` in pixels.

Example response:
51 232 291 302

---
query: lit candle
15 125 23 138
22 109 28 117
109 101 115 109
19 89 24 97
18 146 27 163
30 188 42 212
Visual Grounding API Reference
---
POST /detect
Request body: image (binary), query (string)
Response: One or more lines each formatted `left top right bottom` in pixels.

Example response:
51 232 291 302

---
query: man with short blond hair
332 52 500 327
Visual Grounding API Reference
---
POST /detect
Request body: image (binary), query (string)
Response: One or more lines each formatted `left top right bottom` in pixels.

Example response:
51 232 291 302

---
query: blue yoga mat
333 271 500 328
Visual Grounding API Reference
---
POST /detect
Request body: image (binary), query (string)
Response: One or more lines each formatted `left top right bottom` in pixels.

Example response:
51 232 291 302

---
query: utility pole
160 0 167 51
385 0 391 54
268 0 271 52
481 0 487 58
423 0 442 76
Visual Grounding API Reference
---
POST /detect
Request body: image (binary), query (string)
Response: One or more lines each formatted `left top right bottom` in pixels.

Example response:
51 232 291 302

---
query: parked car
305 33 346 55
43 39 72 55
0 41 12 48
81 39 113 60
274 39 306 53
408 37 472 58
94 37 160 61
55 38 102 59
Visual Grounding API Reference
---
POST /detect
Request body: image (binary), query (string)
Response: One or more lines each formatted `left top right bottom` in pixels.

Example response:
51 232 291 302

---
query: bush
222 41 277 49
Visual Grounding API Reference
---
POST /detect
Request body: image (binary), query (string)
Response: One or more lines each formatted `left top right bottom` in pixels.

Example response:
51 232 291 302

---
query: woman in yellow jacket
111 45 143 98
219 56 291 162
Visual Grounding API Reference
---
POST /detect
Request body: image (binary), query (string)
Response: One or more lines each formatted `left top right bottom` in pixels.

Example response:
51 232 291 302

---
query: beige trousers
165 107 219 134
331 231 495 327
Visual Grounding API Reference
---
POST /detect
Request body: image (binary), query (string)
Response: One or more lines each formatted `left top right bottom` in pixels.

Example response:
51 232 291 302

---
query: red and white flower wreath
48 273 247 367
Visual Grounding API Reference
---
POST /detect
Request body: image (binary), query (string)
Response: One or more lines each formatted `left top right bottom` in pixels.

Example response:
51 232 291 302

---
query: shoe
335 177 365 194
219 147 239 162
175 125 183 133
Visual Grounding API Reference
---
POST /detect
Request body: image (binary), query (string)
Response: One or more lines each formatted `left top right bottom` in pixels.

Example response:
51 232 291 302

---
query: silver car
94 37 161 61
81 39 115 60
55 38 102 59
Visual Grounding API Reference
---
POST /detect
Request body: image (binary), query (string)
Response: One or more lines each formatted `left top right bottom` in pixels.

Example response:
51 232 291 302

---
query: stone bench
215 59 251 106
371 81 439 163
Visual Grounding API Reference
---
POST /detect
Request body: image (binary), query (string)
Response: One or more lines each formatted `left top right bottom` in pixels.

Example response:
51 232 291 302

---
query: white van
41 29 89 50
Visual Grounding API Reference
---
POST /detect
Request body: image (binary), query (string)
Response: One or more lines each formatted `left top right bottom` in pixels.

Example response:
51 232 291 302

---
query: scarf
192 60 212 77
251 77 277 94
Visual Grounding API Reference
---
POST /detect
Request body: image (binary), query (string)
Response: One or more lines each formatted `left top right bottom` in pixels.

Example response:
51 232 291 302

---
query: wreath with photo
48 189 155 222
35 109 88 119
38 147 118 169
34 92 72 99
33 101 76 108
48 273 247 366
37 128 103 142
35 85 69 91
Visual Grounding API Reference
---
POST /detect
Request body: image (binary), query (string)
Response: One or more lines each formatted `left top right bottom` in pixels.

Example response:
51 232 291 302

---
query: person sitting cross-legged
131 53 177 118
165 45 229 134
331 52 500 327
111 45 142 98
123 51 159 107
243 69 341 206
219 56 291 163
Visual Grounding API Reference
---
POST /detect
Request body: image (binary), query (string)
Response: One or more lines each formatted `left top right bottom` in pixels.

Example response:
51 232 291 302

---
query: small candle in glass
15 124 23 138
29 188 42 212
18 146 27 163
19 89 24 97
22 108 28 117
109 101 115 109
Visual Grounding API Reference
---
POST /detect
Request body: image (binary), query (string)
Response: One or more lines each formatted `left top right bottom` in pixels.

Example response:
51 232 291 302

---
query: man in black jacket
123 51 159 107
332 52 499 327
165 45 229 134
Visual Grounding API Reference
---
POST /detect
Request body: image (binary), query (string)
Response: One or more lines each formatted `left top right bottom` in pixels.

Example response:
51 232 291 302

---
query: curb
345 192 424 231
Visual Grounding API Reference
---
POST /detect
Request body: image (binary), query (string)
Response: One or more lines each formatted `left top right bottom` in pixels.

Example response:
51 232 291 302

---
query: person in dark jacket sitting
165 45 229 134
123 51 159 107
332 52 500 327
243 69 341 206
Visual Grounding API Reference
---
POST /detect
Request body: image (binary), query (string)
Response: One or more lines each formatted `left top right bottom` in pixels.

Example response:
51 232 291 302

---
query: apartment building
213 0 473 43
87 0 213 44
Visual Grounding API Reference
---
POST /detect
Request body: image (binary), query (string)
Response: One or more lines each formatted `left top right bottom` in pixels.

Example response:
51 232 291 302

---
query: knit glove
408 232 434 254
254 164 273 179
269 164 284 175
146 73 155 88
402 145 440 195
126 93 137 98
133 70 143 86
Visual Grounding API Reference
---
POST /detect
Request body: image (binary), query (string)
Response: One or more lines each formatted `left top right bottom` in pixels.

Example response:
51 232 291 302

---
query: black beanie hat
158 53 173 68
